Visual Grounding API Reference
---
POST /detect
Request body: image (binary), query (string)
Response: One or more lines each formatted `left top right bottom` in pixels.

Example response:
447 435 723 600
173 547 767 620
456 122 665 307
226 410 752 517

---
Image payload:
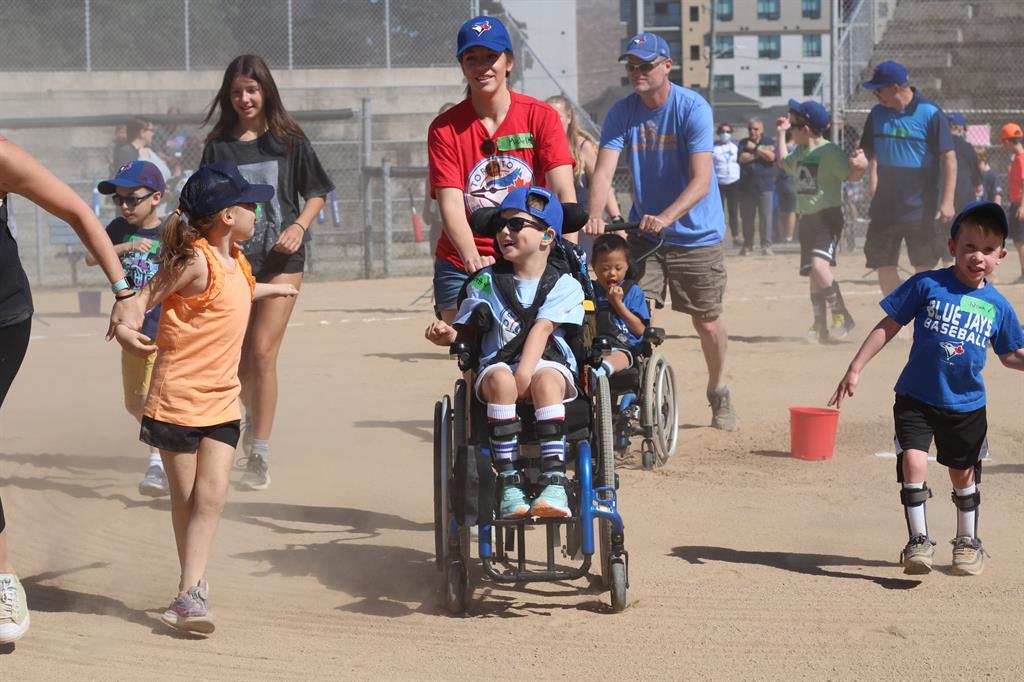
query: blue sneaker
530 473 571 518
497 472 530 519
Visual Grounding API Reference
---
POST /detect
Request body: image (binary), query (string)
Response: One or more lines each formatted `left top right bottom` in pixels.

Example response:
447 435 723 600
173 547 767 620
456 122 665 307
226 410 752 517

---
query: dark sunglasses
624 59 665 73
111 191 155 208
495 216 548 233
480 138 497 156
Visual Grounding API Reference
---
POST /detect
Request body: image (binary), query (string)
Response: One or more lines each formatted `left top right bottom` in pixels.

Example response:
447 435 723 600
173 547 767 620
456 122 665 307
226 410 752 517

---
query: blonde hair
546 95 596 181
158 205 222 278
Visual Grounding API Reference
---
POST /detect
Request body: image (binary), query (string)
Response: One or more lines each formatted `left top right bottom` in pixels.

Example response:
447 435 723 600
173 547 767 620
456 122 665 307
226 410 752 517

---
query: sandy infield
1 251 1022 680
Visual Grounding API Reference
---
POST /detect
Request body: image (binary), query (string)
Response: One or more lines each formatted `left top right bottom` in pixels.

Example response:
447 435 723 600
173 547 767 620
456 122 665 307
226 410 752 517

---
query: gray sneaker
161 578 215 634
708 386 737 431
951 536 986 576
237 454 270 491
900 534 936 574
138 465 169 497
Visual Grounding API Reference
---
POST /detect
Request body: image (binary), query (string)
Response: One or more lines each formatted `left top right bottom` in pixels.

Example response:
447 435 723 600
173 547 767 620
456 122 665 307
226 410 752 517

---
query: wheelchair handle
601 221 664 264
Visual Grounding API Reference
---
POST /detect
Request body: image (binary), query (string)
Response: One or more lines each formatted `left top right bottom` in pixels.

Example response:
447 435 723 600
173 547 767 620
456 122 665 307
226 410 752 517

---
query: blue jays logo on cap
472 20 492 35
632 36 647 45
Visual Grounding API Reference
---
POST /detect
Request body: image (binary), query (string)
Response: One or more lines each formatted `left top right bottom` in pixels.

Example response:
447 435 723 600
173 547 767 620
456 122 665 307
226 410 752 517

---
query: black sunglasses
480 138 496 156
624 59 665 73
111 191 155 208
494 216 548 233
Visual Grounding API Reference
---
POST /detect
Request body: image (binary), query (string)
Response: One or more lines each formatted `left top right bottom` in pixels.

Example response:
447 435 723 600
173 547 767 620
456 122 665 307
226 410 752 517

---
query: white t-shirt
712 140 740 185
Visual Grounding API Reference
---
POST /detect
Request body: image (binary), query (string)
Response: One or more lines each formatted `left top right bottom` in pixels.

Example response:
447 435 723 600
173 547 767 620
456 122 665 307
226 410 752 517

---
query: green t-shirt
782 140 850 215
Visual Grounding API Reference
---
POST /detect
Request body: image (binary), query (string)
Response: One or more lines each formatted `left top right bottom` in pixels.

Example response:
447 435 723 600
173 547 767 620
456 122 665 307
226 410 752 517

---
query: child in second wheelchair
425 186 585 519
590 233 650 375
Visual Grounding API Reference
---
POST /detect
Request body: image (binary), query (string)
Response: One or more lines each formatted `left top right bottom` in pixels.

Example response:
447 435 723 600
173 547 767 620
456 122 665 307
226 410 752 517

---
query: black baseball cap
179 161 274 219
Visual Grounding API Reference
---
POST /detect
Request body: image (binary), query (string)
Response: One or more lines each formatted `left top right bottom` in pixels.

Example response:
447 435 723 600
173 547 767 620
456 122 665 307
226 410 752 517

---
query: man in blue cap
584 32 736 431
859 60 956 295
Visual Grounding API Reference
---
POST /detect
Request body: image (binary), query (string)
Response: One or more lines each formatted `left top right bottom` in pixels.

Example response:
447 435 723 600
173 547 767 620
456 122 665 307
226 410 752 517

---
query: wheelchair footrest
487 516 590 583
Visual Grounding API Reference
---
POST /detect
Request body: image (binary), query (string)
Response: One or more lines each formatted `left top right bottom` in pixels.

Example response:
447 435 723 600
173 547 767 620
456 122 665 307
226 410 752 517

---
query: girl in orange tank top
115 162 297 635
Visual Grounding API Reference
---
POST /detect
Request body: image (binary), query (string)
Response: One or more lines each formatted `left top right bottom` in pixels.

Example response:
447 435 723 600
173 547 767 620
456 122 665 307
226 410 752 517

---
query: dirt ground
1 250 1022 680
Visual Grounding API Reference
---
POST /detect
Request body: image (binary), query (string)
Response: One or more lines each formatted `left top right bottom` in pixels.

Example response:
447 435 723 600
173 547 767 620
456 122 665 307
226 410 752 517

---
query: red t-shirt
1009 151 1024 204
428 91 574 269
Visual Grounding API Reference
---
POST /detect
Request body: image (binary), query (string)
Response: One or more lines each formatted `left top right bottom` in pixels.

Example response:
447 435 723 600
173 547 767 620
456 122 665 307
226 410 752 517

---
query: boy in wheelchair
425 186 585 520
590 233 650 376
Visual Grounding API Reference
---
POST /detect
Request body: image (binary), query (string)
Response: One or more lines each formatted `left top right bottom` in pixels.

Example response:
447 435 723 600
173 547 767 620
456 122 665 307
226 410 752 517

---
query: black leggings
0 317 31 533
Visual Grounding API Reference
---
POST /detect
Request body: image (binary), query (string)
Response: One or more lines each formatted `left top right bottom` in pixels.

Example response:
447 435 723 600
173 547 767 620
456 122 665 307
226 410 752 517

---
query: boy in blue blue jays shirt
590 233 650 375
830 201 1024 576
426 186 585 519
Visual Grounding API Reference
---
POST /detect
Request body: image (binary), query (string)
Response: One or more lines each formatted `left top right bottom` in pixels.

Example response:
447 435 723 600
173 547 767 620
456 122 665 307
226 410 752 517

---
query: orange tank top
144 238 255 427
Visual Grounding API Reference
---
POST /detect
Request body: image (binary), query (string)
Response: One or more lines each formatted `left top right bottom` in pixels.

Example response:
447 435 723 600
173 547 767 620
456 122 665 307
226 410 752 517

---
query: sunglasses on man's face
624 59 665 73
495 216 548 233
111 191 155 208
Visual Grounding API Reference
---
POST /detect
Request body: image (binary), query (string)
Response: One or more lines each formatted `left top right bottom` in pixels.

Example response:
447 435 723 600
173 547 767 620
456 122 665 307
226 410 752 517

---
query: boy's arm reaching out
828 316 903 408
998 348 1024 370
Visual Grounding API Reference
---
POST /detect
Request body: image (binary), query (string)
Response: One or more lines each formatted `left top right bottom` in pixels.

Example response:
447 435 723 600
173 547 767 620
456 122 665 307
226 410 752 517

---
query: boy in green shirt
777 100 868 342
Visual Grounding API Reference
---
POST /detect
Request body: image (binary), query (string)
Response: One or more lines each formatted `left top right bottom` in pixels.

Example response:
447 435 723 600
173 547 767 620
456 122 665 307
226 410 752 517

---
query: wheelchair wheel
433 395 452 570
609 557 627 613
591 372 616 587
453 379 468 448
445 557 469 615
641 352 679 466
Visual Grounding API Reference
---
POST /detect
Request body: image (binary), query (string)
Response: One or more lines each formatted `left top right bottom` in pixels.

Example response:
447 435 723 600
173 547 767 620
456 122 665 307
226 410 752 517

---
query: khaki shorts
628 237 727 318
122 349 157 416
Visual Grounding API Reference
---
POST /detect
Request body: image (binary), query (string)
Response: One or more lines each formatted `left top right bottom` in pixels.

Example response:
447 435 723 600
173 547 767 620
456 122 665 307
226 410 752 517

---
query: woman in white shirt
712 123 741 247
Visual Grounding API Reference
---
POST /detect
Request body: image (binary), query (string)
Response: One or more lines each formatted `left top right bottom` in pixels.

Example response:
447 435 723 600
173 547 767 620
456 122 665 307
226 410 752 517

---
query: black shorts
798 207 843 276
864 218 938 269
1009 204 1024 243
893 394 988 471
140 416 241 453
248 244 306 282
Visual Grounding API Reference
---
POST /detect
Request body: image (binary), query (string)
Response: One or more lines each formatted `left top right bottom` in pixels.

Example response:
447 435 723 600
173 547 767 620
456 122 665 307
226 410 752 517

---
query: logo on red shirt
466 156 533 211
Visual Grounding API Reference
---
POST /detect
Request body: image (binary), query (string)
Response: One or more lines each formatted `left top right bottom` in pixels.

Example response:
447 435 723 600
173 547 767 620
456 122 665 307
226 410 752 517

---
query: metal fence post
84 0 92 72
361 98 373 279
382 159 392 277
384 0 392 69
34 204 44 286
184 0 191 71
287 0 295 69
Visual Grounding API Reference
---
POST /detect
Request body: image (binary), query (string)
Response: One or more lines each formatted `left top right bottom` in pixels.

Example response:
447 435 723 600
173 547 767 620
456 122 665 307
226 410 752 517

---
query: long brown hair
158 204 221 278
546 95 595 181
203 54 306 144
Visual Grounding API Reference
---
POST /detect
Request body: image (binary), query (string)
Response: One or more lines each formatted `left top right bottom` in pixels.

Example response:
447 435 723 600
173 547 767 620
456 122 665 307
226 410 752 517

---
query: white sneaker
0 573 30 644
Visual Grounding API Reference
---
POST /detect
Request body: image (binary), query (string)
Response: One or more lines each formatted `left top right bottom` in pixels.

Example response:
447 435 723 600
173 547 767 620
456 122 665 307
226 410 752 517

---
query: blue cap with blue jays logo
621 32 671 62
499 186 564 237
457 15 513 59
98 160 166 195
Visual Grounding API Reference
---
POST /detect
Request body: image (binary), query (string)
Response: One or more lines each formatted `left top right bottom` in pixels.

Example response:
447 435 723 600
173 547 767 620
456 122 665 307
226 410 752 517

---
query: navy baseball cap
456 16 513 59
788 99 831 130
98 160 166 195
947 112 967 127
499 186 564 237
621 32 671 62
862 60 908 89
179 161 274 219
950 200 1008 240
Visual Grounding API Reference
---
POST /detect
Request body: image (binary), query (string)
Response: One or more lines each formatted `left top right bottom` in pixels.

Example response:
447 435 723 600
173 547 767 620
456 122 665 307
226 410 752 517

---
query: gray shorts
628 236 726 318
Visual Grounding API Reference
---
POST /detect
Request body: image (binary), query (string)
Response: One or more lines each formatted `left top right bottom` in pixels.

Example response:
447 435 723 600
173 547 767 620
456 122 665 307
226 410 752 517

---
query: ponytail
158 203 218 277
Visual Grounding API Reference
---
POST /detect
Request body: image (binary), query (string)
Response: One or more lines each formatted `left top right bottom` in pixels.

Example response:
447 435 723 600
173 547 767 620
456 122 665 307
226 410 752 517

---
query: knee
530 369 564 396
245 341 279 372
193 485 227 517
481 368 515 401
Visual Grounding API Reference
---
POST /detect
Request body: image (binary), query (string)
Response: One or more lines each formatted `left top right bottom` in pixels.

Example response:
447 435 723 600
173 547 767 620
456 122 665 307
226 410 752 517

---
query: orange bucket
789 407 840 461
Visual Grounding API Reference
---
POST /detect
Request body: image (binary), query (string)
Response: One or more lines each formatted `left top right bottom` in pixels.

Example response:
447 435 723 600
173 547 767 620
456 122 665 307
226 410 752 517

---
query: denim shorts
433 258 469 312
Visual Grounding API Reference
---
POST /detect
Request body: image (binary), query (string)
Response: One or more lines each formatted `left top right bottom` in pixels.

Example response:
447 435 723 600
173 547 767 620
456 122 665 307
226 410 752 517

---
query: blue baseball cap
98 160 166 195
788 99 831 131
621 32 671 62
950 201 1008 240
862 60 908 89
499 186 563 237
179 161 274 219
456 16 513 59
947 112 967 127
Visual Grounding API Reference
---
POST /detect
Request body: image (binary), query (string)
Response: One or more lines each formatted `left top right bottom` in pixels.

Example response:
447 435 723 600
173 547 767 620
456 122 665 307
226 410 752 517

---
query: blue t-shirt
453 268 585 375
881 268 1024 411
738 135 778 193
600 84 725 248
593 280 650 350
861 89 953 223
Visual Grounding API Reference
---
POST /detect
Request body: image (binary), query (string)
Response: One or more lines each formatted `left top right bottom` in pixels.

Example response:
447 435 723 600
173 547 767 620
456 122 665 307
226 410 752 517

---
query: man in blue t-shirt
859 60 956 296
584 32 735 431
830 201 1024 577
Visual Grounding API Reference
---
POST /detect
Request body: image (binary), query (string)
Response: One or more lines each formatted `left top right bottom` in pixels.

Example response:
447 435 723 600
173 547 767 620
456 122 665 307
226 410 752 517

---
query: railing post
84 0 92 72
384 0 392 68
382 159 392 277
361 98 373 279
184 0 191 71
287 0 295 69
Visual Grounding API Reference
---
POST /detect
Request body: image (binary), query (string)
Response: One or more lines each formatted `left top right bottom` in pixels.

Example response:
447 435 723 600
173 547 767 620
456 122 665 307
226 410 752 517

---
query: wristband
114 290 137 301
292 222 308 232
609 215 624 224
111 277 130 294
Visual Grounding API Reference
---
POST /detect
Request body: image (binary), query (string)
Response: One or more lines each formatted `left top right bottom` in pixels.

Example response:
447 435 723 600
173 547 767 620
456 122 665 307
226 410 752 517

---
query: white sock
955 485 977 539
486 403 517 421
148 451 162 469
251 438 270 460
534 404 565 421
902 482 928 537
601 359 616 376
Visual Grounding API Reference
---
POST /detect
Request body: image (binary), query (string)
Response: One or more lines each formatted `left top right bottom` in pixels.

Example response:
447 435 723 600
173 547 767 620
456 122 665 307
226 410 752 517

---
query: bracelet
292 222 308 232
111 277 130 294
609 215 624 224
114 290 137 301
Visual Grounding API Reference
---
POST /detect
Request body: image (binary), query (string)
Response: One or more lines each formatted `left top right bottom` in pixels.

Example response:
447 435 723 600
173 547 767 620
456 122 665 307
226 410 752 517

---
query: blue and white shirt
881 268 1024 411
593 280 650 350
454 268 585 374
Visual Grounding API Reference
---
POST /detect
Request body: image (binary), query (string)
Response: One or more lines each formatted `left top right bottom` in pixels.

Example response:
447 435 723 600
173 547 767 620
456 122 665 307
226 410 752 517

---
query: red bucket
789 407 840 461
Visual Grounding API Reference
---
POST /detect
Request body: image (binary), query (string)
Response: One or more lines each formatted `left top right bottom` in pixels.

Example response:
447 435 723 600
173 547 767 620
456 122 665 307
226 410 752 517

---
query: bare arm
608 293 646 337
116 257 204 355
828 316 904 408
998 349 1024 371
254 282 299 301
868 157 878 199
640 151 713 233
579 140 621 219
584 147 621 235
936 149 956 222
756 144 776 163
86 241 133 266
514 318 556 397
847 149 868 183
436 187 493 274
274 194 326 254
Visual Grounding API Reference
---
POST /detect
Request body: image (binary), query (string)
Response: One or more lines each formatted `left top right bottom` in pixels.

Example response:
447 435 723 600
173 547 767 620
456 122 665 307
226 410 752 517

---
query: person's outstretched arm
828 316 903 408
999 348 1024 370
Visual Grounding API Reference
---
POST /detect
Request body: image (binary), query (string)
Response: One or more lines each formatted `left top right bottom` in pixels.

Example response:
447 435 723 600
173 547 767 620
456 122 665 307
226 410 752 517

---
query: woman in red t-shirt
427 15 576 322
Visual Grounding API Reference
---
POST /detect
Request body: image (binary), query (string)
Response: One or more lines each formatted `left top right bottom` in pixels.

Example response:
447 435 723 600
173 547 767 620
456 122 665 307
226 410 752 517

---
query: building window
802 34 822 57
758 35 781 59
715 0 733 22
645 0 681 26
713 74 734 92
803 73 821 96
757 0 780 20
690 45 701 61
714 35 734 59
690 5 700 22
802 0 822 19
759 73 782 97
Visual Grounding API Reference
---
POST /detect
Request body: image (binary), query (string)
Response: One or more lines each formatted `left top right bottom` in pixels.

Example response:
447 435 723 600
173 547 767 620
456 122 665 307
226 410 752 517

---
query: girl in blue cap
117 161 298 635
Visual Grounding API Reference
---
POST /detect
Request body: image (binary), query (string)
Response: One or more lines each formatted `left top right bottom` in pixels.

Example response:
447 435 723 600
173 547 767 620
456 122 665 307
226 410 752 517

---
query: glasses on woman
494 216 548 233
111 191 155 208
624 59 666 73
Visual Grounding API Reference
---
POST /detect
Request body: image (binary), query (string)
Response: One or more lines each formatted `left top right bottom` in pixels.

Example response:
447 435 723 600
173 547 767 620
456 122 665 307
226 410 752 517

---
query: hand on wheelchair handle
603 220 640 233
644 326 666 346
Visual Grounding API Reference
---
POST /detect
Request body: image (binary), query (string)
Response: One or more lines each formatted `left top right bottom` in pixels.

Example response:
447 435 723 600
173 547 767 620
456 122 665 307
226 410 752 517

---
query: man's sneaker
497 471 530 519
237 454 270 491
900 534 936 574
161 578 215 634
530 473 571 518
138 465 169 497
831 311 855 339
0 574 30 644
951 536 986 576
708 386 737 431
